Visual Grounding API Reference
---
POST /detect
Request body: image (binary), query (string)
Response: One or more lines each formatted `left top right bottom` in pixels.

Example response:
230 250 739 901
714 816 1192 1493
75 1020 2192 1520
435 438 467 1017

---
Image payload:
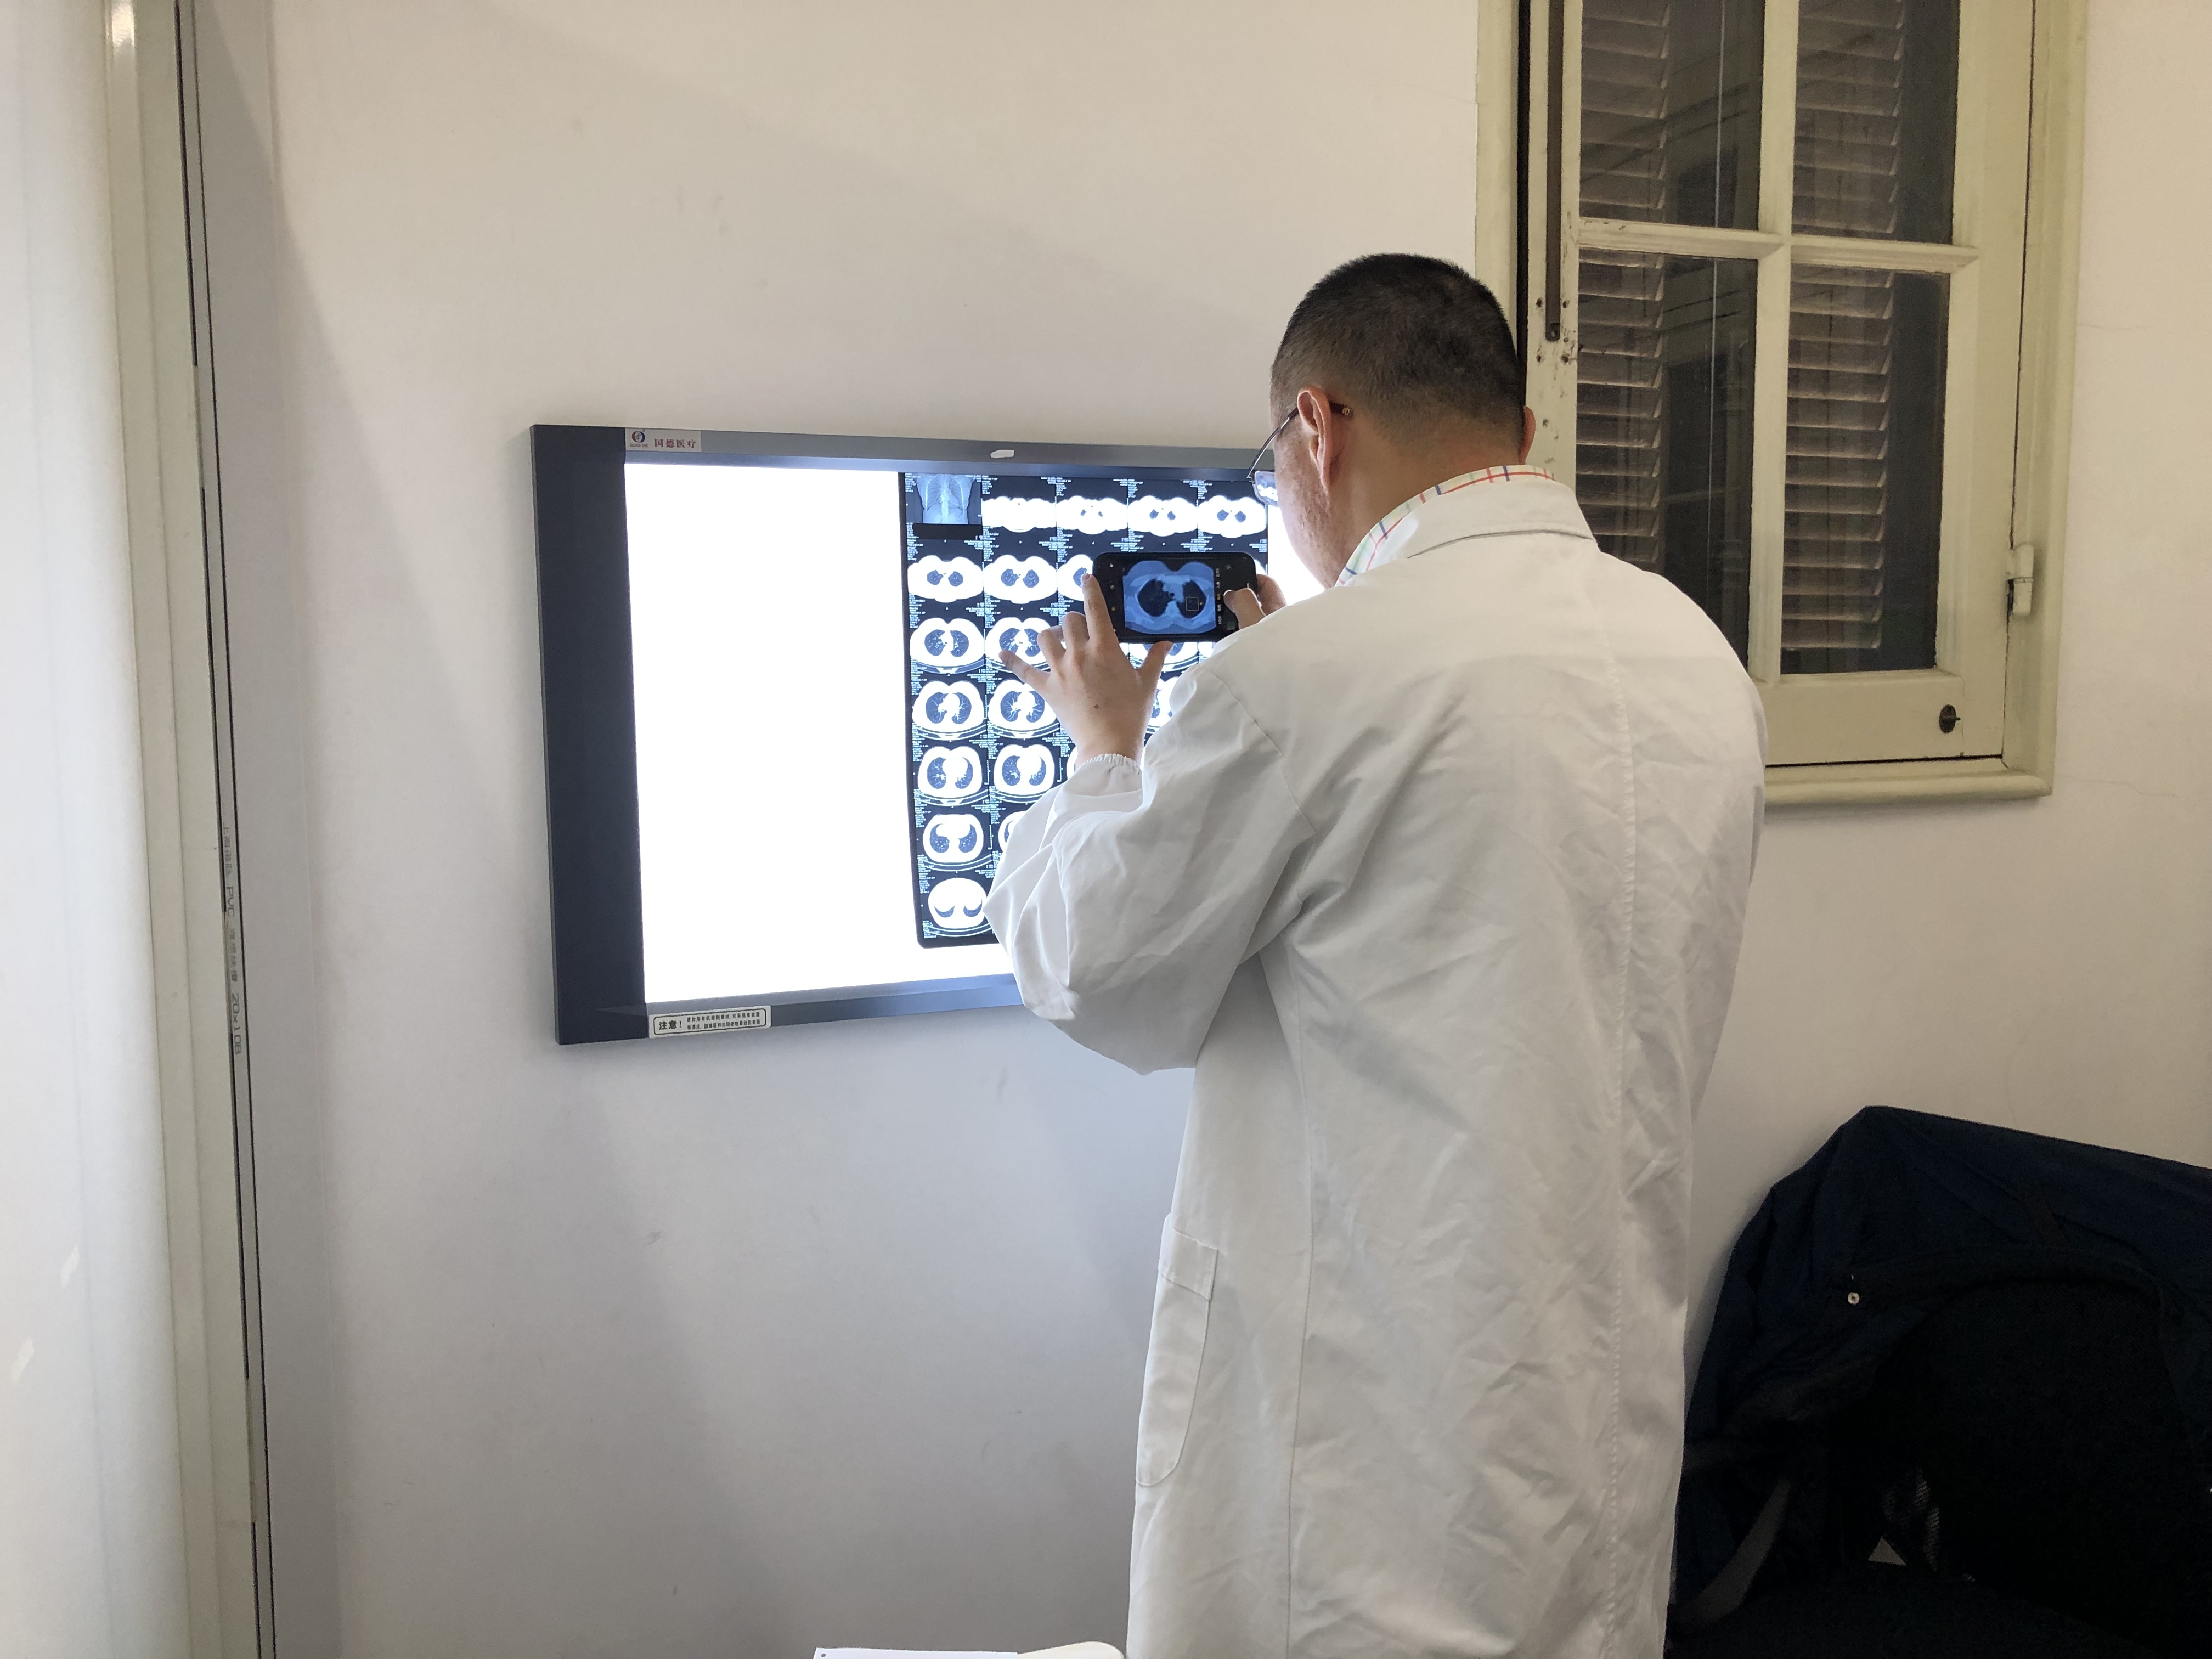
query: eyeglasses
1247 400 1351 505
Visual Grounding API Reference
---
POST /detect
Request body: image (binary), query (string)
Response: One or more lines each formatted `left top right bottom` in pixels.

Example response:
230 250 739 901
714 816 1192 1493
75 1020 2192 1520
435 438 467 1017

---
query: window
1498 0 2083 799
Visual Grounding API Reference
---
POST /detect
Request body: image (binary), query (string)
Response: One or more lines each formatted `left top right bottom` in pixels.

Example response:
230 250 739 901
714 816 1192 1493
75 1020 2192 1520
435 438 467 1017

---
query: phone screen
1120 557 1218 636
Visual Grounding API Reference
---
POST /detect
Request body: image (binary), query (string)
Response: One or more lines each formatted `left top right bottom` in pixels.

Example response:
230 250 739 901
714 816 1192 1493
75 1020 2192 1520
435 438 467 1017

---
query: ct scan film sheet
902 473 1268 947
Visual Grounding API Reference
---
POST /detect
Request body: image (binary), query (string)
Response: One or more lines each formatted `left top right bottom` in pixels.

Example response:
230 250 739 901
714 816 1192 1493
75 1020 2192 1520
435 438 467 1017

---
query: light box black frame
531 424 1256 1045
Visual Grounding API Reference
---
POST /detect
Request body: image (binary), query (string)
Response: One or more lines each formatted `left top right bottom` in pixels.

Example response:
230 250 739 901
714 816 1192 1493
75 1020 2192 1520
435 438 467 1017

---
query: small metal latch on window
2008 543 2038 617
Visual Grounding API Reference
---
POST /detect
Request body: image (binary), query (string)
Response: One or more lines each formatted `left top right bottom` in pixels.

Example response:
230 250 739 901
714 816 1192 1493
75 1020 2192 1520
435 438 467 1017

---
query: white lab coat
984 477 1765 1659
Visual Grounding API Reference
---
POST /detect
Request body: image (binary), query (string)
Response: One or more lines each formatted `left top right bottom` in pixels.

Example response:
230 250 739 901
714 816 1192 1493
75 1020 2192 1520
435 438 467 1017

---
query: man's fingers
997 648 1047 691
1081 573 1121 646
1036 626 1068 674
1226 573 1290 631
1062 606 1090 647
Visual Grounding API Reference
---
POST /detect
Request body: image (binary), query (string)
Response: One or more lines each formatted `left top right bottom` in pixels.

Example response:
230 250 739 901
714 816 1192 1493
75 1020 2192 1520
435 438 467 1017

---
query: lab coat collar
1340 470 1595 584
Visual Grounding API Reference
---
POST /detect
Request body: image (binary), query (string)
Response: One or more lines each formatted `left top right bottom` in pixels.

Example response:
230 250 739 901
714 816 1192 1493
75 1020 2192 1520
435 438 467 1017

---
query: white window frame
1477 0 2084 805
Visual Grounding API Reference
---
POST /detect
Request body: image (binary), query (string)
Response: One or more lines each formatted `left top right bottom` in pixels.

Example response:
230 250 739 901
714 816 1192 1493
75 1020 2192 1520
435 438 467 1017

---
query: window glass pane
1581 0 1763 228
1795 0 1960 242
1577 252 1757 658
1782 266 1948 672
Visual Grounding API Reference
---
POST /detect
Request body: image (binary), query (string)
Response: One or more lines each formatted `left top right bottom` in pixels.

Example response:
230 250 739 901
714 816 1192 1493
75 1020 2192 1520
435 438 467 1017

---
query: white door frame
101 1 270 1652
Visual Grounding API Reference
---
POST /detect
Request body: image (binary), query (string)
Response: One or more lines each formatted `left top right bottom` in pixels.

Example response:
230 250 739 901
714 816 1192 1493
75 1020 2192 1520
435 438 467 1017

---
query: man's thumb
1139 641 1171 695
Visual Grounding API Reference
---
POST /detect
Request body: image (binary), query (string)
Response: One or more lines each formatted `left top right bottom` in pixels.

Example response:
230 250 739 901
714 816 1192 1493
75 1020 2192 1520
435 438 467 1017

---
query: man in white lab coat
985 255 1765 1659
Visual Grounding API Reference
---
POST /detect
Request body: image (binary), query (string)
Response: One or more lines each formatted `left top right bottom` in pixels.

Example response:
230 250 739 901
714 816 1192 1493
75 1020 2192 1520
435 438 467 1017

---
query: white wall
194 2 2212 1657
0 3 190 1655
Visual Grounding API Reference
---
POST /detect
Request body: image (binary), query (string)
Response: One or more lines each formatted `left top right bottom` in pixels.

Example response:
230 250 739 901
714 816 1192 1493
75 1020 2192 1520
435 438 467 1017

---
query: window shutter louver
1786 0 1910 658
1577 2 1673 574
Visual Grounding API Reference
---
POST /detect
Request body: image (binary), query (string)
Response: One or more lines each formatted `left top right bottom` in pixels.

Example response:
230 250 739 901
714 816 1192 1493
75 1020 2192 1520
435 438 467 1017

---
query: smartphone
1091 550 1259 644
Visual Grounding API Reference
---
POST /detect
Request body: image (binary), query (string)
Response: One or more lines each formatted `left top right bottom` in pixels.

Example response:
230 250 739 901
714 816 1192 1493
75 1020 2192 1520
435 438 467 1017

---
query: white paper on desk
815 1651 1015 1658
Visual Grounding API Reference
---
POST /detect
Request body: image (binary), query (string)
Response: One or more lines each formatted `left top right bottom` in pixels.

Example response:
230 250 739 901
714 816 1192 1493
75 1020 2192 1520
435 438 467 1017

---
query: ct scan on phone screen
1120 557 1220 635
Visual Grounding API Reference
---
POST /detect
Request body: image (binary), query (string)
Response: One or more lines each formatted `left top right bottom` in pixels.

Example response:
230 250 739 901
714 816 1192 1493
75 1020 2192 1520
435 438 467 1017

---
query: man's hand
1224 572 1290 631
1000 574 1169 766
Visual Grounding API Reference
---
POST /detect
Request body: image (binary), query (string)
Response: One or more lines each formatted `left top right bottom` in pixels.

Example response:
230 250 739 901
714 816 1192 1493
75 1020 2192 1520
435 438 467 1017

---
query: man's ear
1519 405 1537 464
1296 386 1341 492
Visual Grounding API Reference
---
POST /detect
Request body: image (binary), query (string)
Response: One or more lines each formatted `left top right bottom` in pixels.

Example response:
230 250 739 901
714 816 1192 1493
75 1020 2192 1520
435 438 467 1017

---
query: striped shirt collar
1337 465 1556 584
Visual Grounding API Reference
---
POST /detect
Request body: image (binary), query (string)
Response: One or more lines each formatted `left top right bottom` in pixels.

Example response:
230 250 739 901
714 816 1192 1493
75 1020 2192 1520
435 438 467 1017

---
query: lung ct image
1122 557 1219 633
898 470 1266 947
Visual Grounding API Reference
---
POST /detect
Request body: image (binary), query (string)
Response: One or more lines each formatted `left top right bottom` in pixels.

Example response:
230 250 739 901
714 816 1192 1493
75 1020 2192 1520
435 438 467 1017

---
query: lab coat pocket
1136 1222 1217 1487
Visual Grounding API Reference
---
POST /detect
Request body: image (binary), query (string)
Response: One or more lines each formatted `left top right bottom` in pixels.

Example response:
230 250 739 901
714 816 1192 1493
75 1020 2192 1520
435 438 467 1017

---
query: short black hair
1269 254 1523 438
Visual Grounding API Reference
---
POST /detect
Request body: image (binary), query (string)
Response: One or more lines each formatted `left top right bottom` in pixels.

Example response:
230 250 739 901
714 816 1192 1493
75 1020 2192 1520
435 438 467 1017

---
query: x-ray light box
532 425 1293 1044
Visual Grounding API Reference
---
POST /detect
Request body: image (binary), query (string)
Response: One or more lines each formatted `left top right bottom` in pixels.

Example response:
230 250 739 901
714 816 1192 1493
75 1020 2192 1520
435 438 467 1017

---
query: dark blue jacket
1675 1106 2212 1609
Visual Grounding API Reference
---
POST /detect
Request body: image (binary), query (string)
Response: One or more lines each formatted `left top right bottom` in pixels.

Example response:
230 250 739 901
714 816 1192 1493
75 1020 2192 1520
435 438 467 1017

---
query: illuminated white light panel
624 461 1317 1004
626 462 1009 1002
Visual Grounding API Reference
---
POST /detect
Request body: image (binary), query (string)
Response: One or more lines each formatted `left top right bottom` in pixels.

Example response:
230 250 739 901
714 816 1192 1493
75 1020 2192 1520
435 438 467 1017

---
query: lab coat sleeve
982 664 1313 1074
